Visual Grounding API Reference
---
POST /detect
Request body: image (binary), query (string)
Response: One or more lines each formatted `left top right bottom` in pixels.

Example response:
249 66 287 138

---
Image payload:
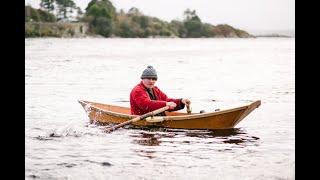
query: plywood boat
78 100 261 130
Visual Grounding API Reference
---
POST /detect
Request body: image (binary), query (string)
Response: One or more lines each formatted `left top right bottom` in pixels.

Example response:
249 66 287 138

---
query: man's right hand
166 102 177 109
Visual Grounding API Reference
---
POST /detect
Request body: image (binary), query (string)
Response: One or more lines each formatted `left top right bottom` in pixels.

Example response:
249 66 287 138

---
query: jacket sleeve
157 88 185 111
132 87 167 112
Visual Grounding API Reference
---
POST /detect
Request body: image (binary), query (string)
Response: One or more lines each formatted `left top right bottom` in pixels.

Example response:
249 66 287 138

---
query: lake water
25 38 295 180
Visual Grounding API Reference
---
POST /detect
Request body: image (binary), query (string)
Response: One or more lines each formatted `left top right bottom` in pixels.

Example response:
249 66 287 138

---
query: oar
105 106 170 133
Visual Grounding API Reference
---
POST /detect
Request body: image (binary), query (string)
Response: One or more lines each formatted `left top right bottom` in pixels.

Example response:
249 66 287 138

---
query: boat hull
78 100 261 130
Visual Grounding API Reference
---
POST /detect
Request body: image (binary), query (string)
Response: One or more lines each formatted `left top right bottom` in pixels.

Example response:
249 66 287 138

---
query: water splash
35 122 104 140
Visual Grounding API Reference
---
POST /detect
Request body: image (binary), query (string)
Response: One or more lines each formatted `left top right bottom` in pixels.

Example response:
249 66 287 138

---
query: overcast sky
25 0 295 34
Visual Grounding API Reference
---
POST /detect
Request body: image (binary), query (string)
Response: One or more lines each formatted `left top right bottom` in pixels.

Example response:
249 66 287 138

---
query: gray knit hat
141 65 158 79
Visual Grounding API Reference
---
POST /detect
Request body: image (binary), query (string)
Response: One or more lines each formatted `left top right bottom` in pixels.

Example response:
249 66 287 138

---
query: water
25 38 295 180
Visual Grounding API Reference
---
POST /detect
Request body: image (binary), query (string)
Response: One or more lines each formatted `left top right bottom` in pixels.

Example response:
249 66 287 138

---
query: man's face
142 78 157 88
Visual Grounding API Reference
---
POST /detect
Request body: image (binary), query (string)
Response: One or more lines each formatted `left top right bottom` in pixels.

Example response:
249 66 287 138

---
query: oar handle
186 104 192 114
105 106 169 132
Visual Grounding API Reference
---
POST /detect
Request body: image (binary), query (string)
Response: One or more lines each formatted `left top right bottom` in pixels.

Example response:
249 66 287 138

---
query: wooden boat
78 100 261 130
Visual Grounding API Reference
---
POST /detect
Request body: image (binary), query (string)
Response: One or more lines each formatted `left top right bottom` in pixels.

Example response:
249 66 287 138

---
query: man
130 65 191 115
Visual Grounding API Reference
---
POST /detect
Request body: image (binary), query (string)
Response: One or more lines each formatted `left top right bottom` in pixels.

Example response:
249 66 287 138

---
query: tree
84 0 117 37
86 0 116 20
40 0 55 13
183 9 201 22
201 23 215 37
169 20 187 37
184 20 202 37
132 15 149 29
55 0 77 21
76 7 84 21
40 0 82 22
118 21 135 37
119 9 125 16
139 16 149 29
127 7 141 16
183 9 203 37
25 5 56 22
38 9 57 22
25 6 40 22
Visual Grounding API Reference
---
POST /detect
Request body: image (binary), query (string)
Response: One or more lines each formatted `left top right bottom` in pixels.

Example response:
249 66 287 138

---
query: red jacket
130 81 185 115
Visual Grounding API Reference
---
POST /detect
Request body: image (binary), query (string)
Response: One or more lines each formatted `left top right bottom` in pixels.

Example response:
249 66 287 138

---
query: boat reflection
101 123 259 147
129 127 259 146
174 128 260 145
129 127 260 160
131 132 161 146
129 129 176 146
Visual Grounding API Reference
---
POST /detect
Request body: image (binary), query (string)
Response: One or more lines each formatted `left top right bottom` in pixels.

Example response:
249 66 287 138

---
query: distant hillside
25 0 254 38
249 29 295 38
212 24 253 38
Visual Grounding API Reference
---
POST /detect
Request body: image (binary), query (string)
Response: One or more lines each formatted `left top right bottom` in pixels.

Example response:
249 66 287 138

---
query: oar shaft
105 106 169 132
105 119 135 132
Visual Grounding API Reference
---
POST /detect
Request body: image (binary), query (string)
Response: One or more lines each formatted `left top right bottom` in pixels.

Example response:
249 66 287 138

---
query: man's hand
181 99 191 106
166 102 177 109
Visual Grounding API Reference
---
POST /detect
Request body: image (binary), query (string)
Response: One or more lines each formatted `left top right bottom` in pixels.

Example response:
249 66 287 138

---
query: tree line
25 0 252 38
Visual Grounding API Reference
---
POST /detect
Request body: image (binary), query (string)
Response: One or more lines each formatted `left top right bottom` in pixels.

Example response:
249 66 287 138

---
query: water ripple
127 128 260 148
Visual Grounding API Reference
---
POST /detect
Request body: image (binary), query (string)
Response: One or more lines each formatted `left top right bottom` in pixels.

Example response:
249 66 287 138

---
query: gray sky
25 0 295 35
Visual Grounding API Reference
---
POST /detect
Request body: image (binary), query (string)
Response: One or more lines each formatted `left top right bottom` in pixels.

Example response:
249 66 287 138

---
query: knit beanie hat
141 65 158 79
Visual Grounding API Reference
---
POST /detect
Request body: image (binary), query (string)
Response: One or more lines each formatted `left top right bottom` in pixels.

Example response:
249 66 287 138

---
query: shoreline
25 36 294 39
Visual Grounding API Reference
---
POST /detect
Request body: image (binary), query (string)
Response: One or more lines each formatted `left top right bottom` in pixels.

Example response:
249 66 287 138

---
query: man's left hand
181 99 191 106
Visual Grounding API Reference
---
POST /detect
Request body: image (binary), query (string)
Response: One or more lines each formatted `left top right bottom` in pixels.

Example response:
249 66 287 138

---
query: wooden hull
78 100 261 130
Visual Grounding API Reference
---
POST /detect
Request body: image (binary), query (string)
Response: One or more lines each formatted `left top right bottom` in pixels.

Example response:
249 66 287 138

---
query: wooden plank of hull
78 100 261 130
